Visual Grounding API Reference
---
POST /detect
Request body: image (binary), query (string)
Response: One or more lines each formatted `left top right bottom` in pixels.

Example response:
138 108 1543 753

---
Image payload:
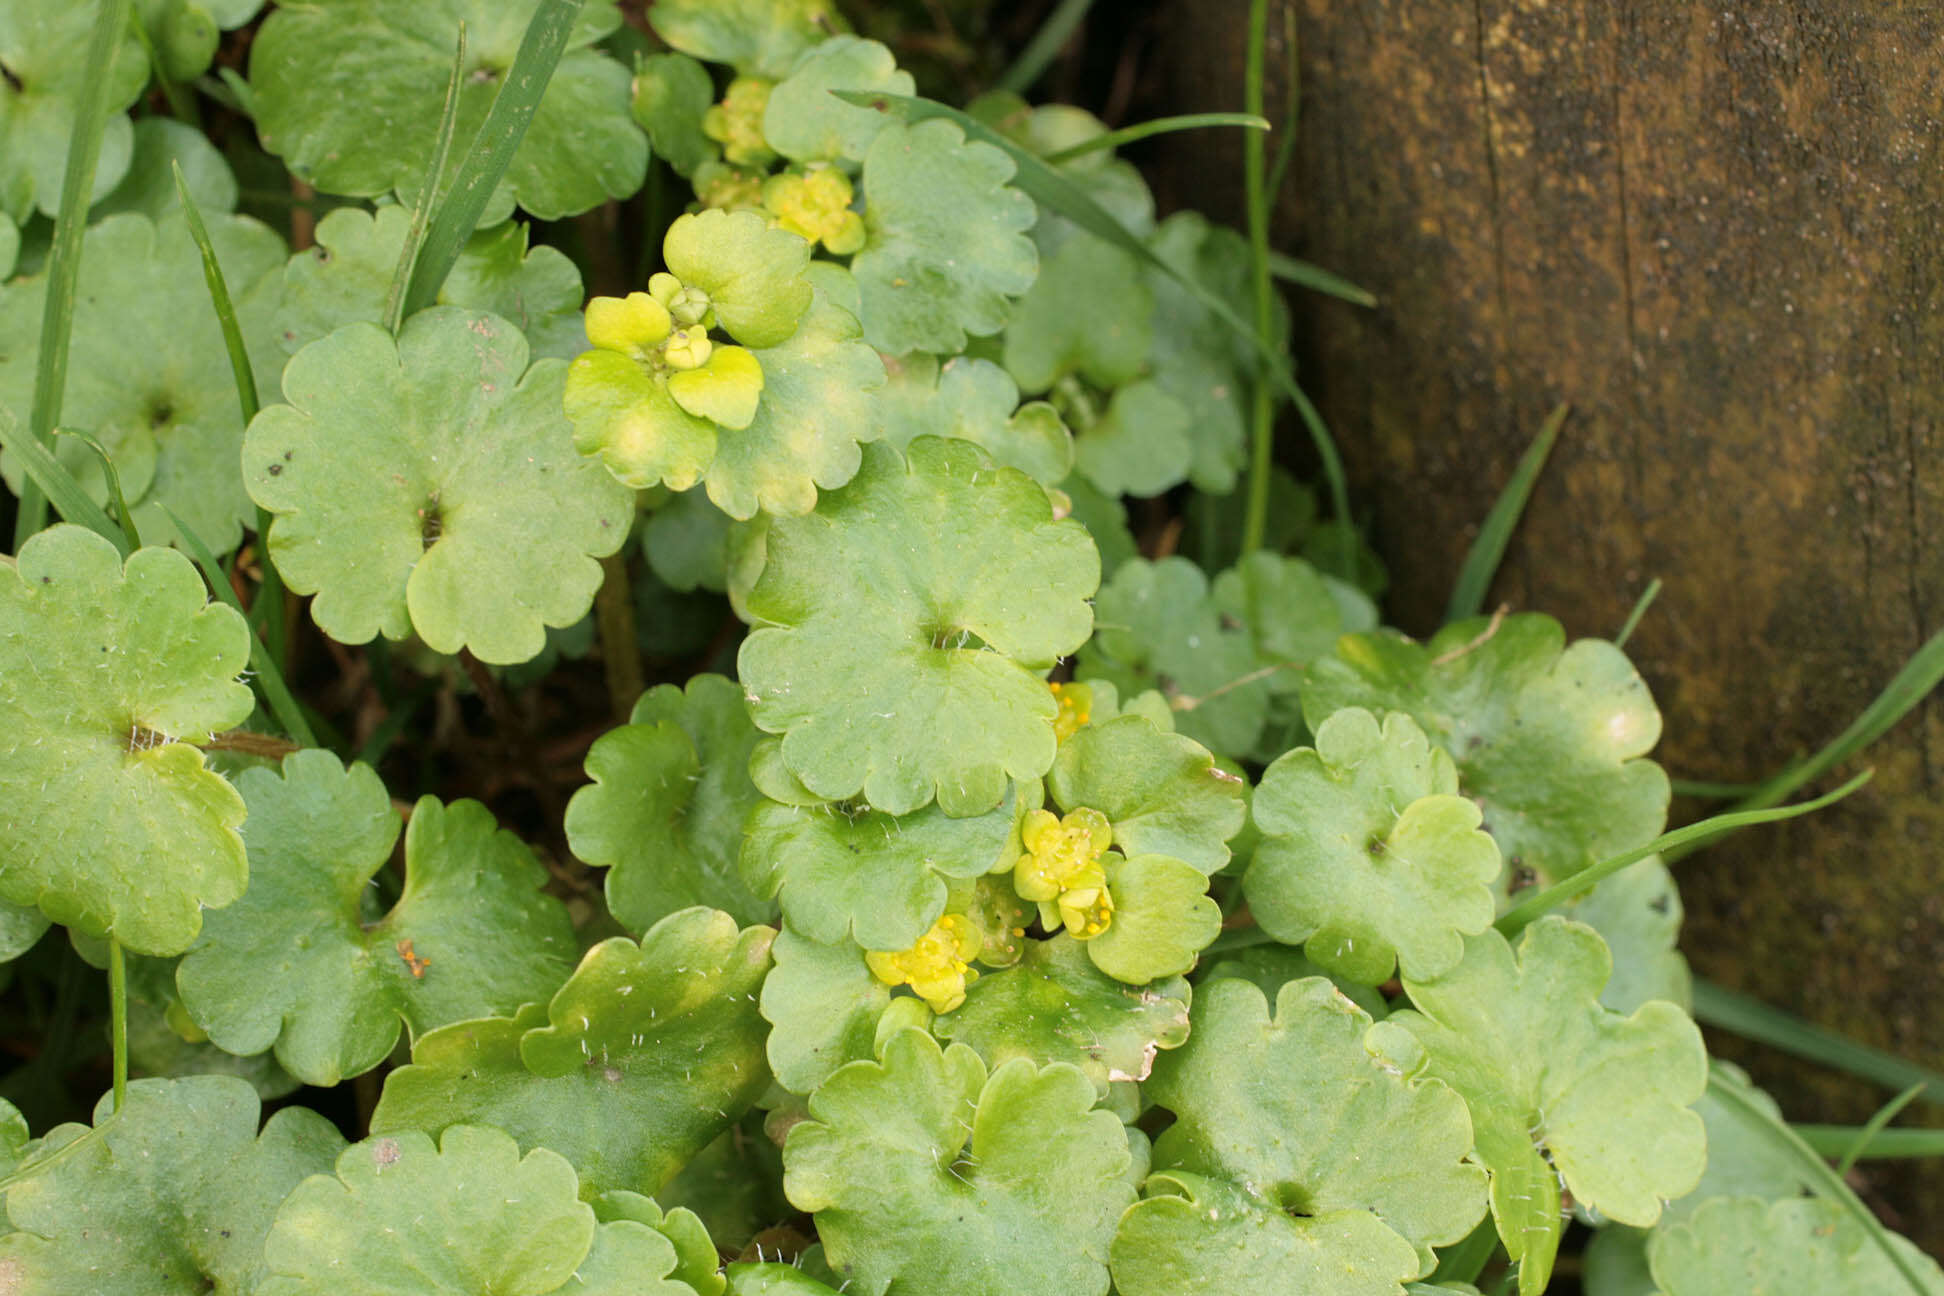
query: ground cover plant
0 0 1940 1292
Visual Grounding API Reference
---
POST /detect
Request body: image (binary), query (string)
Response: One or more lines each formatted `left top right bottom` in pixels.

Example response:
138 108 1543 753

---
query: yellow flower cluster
1014 807 1116 939
701 76 777 167
763 168 865 255
866 913 982 1013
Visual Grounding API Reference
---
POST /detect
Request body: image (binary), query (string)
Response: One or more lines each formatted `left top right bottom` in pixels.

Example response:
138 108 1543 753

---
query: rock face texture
1144 0 1944 1242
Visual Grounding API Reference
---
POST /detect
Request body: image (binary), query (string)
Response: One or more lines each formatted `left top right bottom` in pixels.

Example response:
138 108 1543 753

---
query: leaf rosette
783 1028 1135 1296
1302 613 1669 890
175 749 578 1086
0 526 252 956
1244 707 1502 985
738 436 1099 817
245 307 633 664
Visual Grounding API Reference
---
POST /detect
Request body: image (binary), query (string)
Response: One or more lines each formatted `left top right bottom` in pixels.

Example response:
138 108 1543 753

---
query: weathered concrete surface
1143 0 1944 1244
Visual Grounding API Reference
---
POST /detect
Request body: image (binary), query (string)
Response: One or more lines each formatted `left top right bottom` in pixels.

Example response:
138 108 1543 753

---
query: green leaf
0 1076 344 1295
1244 708 1501 985
1048 714 1246 875
702 261 885 518
0 1 146 220
251 0 646 222
565 674 773 933
371 909 775 1196
1198 942 1389 1020
783 1028 1134 1296
1078 852 1220 984
647 0 840 78
1304 613 1670 890
1563 856 1691 1014
631 51 717 177
246 308 632 664
666 207 813 350
1003 233 1153 394
1656 1064 1807 1222
853 118 1038 355
0 526 251 956
873 352 1073 486
94 116 239 222
0 213 16 279
738 437 1098 817
1071 379 1194 499
1111 1169 1422 1296
763 36 912 165
175 749 577 1086
1647 1196 1944 1296
761 926 890 1095
1148 977 1488 1266
0 210 286 555
934 933 1191 1093
592 1191 726 1296
259 1125 609 1295
742 791 1018 950
278 206 586 360
1376 919 1707 1293
725 1263 843 1295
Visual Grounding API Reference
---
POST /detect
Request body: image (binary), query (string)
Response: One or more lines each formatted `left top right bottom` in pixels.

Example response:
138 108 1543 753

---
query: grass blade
0 410 127 555
172 162 288 667
1268 251 1377 307
1445 403 1567 623
1239 0 1276 560
52 429 140 550
1427 1216 1499 1286
1692 979 1944 1104
13 0 135 547
1794 1125 1944 1160
837 89 1355 576
1613 576 1662 650
1670 777 1765 798
161 505 316 748
1262 5 1301 204
1838 1082 1928 1176
402 0 584 316
385 25 468 333
997 0 1096 95
1723 624 1944 819
1706 1066 1933 1296
1495 770 1871 936
1040 112 1270 165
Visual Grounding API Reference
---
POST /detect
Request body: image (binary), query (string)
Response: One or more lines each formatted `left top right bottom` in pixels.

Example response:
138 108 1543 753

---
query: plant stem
1239 0 1276 558
108 937 128 1113
998 0 1096 96
596 551 642 721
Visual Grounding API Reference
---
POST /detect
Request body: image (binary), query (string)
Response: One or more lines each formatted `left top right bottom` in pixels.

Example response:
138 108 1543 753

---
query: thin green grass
384 26 468 334
1795 1125 1944 1160
1692 979 1944 1104
53 429 140 550
0 410 127 555
1445 404 1568 623
1041 112 1269 165
997 0 1096 95
402 0 583 316
1267 251 1377 307
1613 576 1662 650
1838 1082 1928 1176
13 0 135 548
1239 0 1277 559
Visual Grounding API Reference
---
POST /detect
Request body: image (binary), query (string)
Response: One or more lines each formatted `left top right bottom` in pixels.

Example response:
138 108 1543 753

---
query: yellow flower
1015 807 1112 902
702 76 777 167
762 168 865 255
662 324 714 372
865 914 982 1014
1048 680 1093 742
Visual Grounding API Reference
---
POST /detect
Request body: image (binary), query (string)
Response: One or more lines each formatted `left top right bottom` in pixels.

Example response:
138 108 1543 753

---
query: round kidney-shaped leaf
1302 615 1669 890
762 36 912 165
176 749 577 1086
934 934 1191 1094
372 909 775 1196
0 526 251 956
647 0 836 78
257 1125 597 1296
1111 1169 1422 1296
565 674 773 934
761 927 890 1096
246 308 633 664
0 1 146 219
1647 1195 1944 1296
1375 919 1707 1295
0 1076 344 1296
738 437 1099 816
783 1028 1134 1296
250 0 646 220
873 353 1073 486
853 119 1037 355
1048 714 1246 875
1244 708 1501 985
1147 977 1487 1267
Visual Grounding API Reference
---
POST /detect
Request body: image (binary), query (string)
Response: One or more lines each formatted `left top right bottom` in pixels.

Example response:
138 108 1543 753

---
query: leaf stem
14 0 133 548
1238 0 1276 559
1040 112 1269 165
108 936 128 1113
596 551 642 722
